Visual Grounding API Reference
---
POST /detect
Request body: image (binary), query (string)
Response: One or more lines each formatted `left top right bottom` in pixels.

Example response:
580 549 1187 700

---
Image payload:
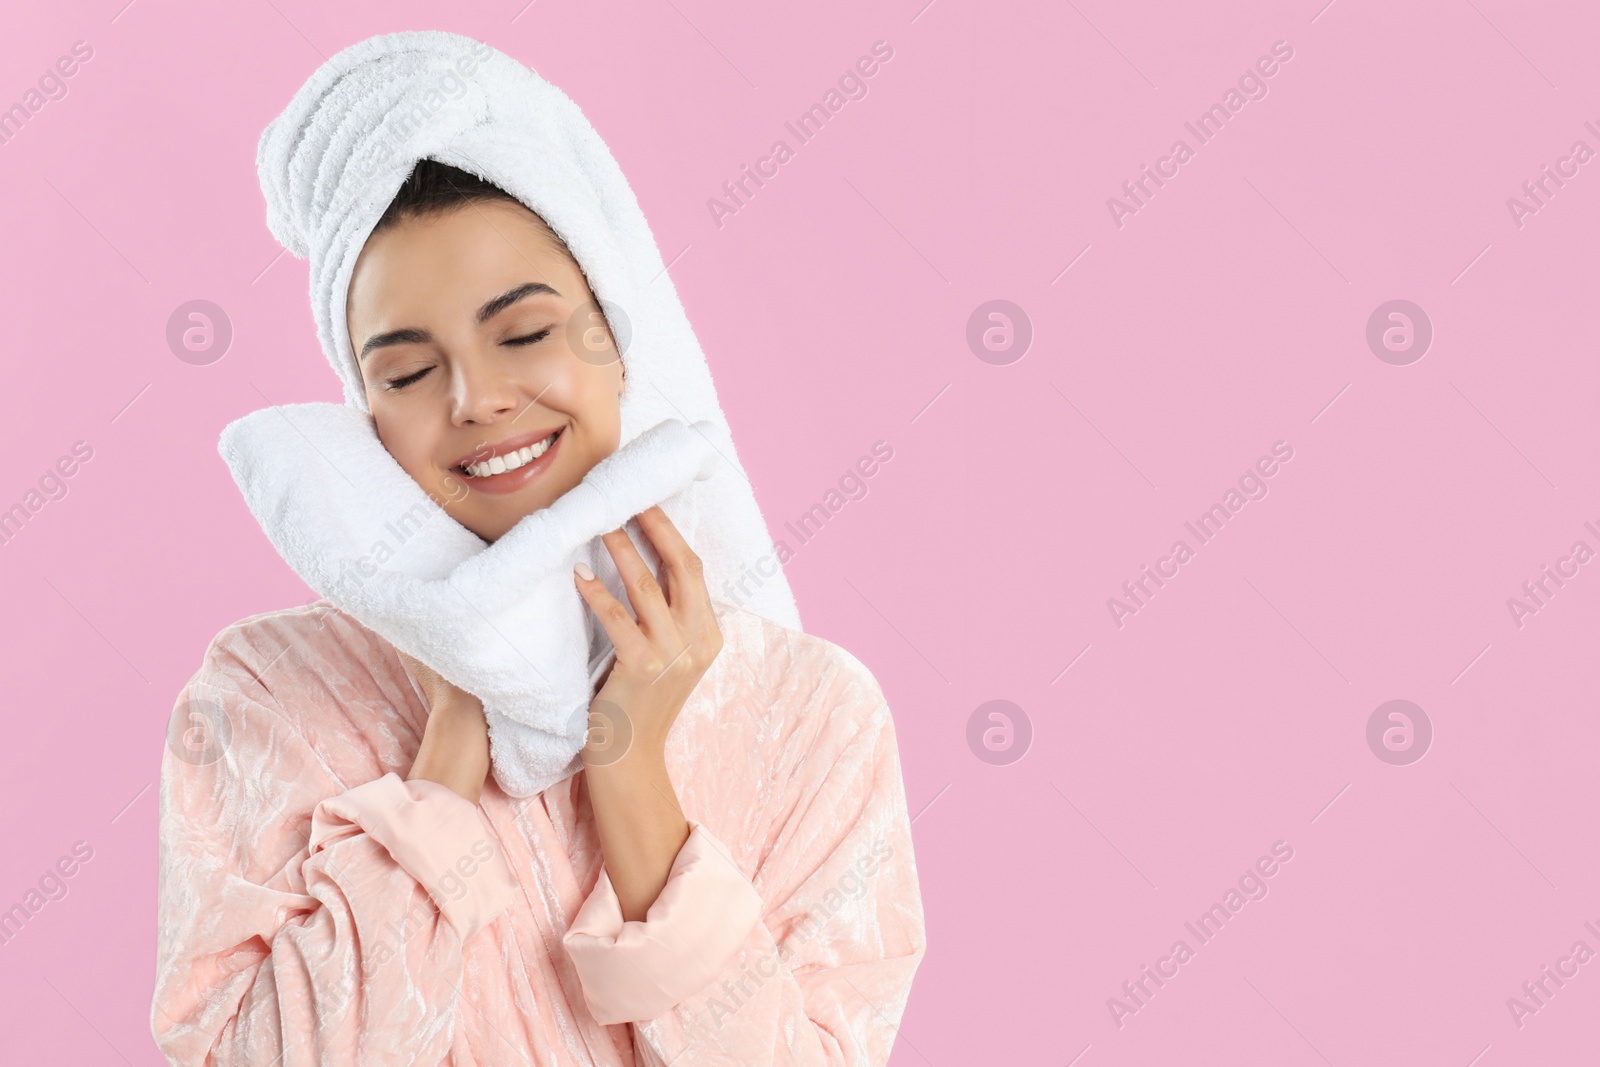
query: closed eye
505 328 552 347
385 366 432 391
383 329 552 391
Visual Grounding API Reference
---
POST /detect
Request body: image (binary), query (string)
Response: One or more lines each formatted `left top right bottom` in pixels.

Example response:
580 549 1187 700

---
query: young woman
150 33 924 1067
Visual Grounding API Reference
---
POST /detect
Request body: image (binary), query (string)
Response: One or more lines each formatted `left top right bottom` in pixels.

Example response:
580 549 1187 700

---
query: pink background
2 0 1597 1063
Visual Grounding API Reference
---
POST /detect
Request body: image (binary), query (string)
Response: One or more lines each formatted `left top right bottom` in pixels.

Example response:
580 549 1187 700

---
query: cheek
543 359 621 427
540 367 621 467
372 410 440 481
582 369 624 446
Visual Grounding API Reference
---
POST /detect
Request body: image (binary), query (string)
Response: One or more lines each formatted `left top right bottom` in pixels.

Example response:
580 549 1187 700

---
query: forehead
346 201 575 325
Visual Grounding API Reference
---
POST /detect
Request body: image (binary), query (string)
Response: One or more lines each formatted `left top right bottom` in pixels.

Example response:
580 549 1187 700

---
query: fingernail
574 562 595 582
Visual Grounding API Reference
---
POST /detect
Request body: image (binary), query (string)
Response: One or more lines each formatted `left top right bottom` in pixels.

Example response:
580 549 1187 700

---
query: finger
598 525 674 636
636 505 715 625
574 557 658 665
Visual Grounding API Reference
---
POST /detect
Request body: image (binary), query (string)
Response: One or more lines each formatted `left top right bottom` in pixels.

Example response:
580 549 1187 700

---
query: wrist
407 769 483 806
409 699 489 805
582 731 666 772
407 749 487 805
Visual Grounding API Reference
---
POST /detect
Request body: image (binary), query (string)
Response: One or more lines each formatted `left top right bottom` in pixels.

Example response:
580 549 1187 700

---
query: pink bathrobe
150 597 925 1065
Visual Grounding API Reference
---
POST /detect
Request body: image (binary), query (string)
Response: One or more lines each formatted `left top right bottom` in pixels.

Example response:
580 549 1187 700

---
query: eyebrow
357 282 561 360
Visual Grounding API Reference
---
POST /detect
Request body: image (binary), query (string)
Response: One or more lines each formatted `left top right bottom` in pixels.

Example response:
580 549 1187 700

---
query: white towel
230 30 801 797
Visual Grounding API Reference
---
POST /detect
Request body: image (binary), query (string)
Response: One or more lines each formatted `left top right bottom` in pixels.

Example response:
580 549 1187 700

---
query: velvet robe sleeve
608 658 927 1065
561 821 765 1024
149 670 518 1066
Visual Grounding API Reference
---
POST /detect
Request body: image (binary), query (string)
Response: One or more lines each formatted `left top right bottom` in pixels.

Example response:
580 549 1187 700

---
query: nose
448 351 521 426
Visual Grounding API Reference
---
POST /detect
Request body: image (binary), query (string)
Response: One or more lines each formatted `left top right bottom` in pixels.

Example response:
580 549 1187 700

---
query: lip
450 426 566 496
452 427 565 471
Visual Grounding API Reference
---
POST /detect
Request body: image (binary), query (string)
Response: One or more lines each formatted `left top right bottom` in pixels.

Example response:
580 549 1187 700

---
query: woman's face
346 199 625 543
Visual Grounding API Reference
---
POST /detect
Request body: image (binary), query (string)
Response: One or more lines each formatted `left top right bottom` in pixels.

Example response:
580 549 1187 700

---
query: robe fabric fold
151 599 926 1064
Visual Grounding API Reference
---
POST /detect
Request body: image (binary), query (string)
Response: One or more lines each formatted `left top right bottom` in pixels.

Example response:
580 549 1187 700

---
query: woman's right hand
399 649 492 806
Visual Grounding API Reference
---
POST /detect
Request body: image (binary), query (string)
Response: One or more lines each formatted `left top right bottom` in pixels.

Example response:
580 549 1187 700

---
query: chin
475 496 552 542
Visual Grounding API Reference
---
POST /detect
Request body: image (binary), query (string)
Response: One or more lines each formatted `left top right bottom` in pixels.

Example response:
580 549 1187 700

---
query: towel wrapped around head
224 30 801 797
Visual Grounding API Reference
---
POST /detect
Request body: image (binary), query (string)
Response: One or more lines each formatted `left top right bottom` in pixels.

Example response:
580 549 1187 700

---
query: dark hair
373 158 570 256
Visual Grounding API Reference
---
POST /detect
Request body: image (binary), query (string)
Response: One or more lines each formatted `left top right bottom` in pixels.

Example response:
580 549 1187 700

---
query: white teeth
462 431 558 478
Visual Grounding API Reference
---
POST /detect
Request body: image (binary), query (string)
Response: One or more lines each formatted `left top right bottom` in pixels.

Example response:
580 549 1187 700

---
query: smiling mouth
456 428 563 479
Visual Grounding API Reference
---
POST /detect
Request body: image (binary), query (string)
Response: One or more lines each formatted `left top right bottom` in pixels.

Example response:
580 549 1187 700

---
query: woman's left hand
573 504 723 764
